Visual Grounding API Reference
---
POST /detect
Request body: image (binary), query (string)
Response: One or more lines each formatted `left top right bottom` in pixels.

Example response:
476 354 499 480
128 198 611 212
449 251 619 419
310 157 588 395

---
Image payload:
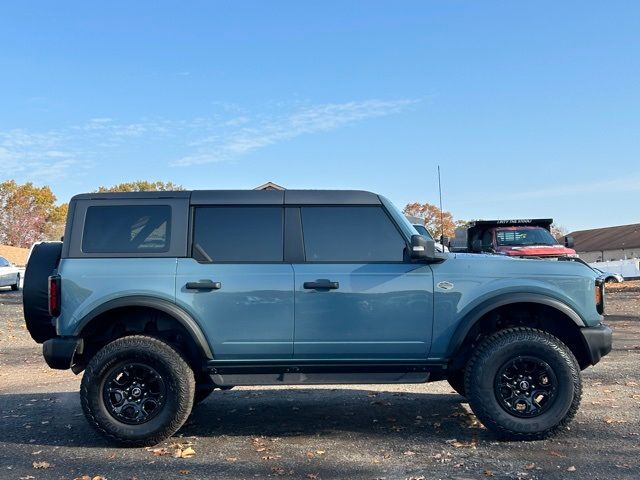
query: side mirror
471 239 483 253
410 234 436 260
564 235 575 249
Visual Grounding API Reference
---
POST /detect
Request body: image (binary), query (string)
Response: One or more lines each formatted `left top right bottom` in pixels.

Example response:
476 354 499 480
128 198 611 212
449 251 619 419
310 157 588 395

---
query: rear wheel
465 327 581 440
81 335 195 446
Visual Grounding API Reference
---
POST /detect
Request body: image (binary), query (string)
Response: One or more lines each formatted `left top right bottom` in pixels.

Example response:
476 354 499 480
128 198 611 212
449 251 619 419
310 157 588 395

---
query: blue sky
1 1 639 232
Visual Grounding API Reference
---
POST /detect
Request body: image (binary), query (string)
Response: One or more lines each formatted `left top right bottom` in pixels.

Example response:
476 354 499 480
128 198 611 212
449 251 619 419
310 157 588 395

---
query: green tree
96 180 184 192
0 180 68 247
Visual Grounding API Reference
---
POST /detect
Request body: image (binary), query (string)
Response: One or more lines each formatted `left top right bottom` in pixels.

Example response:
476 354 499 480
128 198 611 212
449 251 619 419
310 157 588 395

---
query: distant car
412 224 449 252
0 256 20 290
593 268 624 283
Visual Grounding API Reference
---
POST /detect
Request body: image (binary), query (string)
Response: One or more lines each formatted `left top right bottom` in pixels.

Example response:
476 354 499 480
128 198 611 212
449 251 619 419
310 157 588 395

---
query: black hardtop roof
71 189 382 205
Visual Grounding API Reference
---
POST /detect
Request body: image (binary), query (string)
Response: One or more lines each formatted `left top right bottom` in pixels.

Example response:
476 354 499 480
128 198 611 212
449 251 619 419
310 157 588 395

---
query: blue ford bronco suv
23 189 611 446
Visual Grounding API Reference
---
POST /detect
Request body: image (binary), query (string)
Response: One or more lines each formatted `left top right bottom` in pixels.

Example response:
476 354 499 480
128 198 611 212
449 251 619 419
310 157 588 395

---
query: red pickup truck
451 219 577 258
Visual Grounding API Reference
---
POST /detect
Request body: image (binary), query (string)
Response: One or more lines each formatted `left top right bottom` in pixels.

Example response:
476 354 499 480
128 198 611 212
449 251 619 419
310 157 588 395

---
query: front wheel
81 335 195 446
465 327 581 441
11 274 20 291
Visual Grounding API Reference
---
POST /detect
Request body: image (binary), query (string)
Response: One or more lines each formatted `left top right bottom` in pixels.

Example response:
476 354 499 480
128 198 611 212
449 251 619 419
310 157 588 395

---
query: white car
0 256 21 290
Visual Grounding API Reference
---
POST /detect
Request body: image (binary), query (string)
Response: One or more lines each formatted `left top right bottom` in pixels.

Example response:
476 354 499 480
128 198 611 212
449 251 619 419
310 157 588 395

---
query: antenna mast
438 165 444 241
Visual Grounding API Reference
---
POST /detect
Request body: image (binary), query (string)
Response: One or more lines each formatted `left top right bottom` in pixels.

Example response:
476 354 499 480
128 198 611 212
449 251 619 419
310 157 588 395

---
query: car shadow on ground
0 388 488 448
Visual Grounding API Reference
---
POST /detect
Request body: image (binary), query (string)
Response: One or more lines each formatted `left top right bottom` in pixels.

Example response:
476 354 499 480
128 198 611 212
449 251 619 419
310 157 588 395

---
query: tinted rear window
193 207 283 262
82 205 171 253
301 206 405 262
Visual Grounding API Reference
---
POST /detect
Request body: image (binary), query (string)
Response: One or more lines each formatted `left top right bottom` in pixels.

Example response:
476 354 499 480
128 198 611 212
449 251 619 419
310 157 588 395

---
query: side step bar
205 360 448 386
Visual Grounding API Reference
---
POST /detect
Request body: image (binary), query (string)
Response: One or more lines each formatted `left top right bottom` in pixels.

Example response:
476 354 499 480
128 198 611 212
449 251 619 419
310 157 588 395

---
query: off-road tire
465 327 581 441
446 370 466 396
81 335 195 447
23 241 62 342
11 274 20 291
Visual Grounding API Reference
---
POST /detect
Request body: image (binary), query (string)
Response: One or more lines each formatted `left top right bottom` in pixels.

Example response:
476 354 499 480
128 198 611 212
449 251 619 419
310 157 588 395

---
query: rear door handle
303 280 339 290
185 280 221 290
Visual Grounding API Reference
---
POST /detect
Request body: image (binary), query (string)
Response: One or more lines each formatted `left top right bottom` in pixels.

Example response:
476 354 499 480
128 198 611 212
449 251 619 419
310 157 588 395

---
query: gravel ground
1 284 639 480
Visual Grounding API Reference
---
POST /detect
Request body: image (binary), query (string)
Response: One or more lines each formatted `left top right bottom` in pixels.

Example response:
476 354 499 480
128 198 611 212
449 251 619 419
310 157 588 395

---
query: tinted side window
301 206 405 262
82 205 171 253
193 207 283 262
0 257 8 267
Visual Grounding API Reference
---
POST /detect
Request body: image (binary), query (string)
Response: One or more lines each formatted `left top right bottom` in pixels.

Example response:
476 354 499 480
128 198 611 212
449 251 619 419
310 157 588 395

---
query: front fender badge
437 281 454 290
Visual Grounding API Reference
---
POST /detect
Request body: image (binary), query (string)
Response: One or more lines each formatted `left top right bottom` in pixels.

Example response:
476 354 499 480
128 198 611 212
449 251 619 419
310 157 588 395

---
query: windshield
378 195 416 240
495 228 559 247
412 224 435 241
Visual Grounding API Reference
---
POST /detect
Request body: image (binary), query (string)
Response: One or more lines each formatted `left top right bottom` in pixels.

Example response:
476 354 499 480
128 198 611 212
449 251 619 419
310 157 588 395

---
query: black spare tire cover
23 242 62 343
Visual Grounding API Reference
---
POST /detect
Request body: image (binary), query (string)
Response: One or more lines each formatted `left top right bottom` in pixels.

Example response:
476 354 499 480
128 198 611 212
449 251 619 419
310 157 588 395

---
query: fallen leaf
524 463 535 470
225 457 238 462
149 448 171 456
180 447 196 458
446 438 477 449
179 470 190 475
567 466 576 472
549 451 567 458
484 469 495 477
403 450 416 456
32 461 51 469
603 416 625 424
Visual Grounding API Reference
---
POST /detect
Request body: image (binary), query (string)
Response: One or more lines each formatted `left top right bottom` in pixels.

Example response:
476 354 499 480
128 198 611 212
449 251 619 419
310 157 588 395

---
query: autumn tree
551 223 569 242
0 180 68 247
403 202 459 238
96 180 184 192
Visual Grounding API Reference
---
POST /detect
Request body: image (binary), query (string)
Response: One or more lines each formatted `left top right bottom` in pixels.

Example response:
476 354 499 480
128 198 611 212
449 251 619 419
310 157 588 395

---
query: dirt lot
1 284 639 480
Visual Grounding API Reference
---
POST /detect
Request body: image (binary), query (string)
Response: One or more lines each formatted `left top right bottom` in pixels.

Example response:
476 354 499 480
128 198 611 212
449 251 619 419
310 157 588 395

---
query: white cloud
0 98 420 182
171 98 419 166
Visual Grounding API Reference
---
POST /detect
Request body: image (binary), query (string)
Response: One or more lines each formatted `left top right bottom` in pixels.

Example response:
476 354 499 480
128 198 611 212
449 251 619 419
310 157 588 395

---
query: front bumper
42 337 83 370
580 324 612 366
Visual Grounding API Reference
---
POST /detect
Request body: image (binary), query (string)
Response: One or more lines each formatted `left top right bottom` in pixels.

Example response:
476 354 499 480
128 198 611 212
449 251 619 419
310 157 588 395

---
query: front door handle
185 280 221 290
303 280 339 290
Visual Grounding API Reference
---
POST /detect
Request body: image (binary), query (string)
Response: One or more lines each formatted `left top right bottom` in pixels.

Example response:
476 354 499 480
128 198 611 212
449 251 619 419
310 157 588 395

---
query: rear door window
301 206 405 262
82 205 171 253
193 207 284 262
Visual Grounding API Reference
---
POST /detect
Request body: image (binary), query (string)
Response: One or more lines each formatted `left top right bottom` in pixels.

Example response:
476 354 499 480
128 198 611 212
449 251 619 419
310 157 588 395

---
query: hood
449 251 598 279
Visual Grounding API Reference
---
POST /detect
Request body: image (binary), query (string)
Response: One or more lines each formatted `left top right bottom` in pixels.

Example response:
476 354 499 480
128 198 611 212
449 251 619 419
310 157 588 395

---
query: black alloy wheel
494 356 557 418
103 362 167 425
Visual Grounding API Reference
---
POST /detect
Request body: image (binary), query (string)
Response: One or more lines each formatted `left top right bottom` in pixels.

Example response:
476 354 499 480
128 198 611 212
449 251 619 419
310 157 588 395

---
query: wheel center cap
519 380 530 390
131 387 142 397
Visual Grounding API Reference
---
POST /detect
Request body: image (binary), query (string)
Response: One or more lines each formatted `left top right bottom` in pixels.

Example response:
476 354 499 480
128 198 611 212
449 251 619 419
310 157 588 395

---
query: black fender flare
73 296 213 359
446 293 586 358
